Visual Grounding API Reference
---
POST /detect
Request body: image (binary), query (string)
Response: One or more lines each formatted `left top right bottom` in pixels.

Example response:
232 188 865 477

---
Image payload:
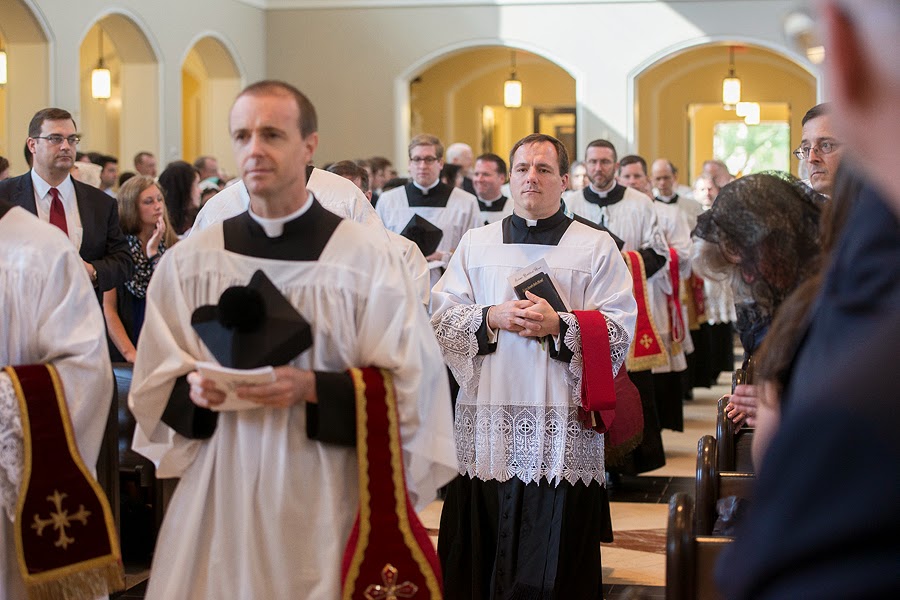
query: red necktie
48 187 68 235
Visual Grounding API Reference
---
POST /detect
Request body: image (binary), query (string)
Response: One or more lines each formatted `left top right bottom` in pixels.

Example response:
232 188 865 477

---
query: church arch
629 37 819 182
181 33 243 177
0 0 51 175
79 11 160 172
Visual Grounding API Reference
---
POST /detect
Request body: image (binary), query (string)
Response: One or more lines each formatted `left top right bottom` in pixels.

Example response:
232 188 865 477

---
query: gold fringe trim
26 560 124 600
604 431 645 467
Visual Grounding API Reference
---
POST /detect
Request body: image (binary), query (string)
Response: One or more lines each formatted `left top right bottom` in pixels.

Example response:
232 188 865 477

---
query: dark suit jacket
0 172 132 295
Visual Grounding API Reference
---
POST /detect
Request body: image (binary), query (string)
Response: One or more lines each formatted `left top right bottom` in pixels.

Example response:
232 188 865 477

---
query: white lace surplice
431 220 637 487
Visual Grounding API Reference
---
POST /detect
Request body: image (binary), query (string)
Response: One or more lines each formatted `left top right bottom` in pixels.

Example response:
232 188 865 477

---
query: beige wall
265 1 819 168
3 1 819 179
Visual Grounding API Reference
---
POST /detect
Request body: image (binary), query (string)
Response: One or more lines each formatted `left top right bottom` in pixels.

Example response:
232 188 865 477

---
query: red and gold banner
341 367 442 600
5 364 124 600
685 274 707 329
622 251 668 371
667 247 686 356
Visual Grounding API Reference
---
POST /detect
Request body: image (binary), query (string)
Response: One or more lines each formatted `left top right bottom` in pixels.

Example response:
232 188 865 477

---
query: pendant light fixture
0 40 7 86
503 50 522 109
736 101 760 125
91 28 111 100
722 46 741 109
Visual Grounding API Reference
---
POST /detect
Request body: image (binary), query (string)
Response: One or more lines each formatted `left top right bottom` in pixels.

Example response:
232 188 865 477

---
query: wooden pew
716 395 755 473
695 435 755 536
113 363 177 562
666 492 731 600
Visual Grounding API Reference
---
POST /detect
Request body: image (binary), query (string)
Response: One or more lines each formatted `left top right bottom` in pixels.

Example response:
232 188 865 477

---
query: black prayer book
513 272 567 313
400 214 443 256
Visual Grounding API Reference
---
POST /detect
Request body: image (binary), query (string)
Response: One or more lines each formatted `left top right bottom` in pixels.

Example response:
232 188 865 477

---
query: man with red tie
0 108 130 299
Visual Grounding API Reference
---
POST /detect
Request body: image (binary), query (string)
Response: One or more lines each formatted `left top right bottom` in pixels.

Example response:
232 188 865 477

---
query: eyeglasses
410 156 439 165
32 135 81 146
792 140 839 160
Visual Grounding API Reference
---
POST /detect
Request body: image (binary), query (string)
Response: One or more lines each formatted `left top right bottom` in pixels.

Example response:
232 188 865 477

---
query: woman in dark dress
103 176 178 362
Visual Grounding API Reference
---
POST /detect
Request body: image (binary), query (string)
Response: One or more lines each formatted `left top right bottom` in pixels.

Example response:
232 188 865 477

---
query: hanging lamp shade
91 30 110 100
722 46 741 108
504 78 522 108
92 62 111 99
736 101 760 125
503 50 522 108
0 48 7 86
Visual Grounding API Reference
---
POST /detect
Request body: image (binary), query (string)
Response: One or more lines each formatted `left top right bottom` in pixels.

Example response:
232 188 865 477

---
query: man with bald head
446 141 477 194
651 158 703 231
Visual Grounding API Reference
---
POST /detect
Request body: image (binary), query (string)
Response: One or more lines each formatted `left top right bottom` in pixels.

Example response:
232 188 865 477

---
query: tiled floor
113 371 732 598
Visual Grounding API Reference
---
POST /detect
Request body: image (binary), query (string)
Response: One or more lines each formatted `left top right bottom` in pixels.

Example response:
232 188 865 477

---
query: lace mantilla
431 304 487 398
456 403 605 486
0 373 23 522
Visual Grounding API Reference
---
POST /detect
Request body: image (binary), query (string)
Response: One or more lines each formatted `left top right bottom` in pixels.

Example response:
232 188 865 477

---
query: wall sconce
91 29 111 100
736 101 760 125
722 46 741 109
503 51 522 109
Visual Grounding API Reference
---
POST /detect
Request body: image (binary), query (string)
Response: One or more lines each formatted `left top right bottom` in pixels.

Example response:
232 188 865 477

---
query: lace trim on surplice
431 304 487 399
0 373 23 522
455 403 605 486
559 313 631 408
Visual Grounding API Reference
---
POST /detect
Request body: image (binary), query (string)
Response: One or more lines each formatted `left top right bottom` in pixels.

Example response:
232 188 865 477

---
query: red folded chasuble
341 368 442 600
5 364 124 600
667 247 686 356
622 251 668 371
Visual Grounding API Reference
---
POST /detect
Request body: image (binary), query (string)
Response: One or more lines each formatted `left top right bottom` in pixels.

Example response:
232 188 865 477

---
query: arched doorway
635 42 817 183
0 0 50 175
79 14 159 173
182 35 242 177
408 46 576 164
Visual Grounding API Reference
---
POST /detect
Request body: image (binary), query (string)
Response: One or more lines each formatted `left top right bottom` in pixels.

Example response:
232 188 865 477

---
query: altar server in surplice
432 133 636 599
129 80 456 600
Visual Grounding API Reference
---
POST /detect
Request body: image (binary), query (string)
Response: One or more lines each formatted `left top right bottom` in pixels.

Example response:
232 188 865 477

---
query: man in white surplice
376 134 481 289
0 200 112 598
128 81 456 600
431 134 636 599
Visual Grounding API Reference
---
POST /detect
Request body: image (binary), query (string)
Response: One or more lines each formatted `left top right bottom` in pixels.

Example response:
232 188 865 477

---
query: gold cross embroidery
640 333 654 349
31 490 91 550
364 563 419 600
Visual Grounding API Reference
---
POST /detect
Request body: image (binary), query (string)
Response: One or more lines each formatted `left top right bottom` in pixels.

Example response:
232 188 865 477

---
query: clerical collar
412 179 440 194
582 183 625 207
248 193 315 238
502 207 572 245
405 181 453 208
656 193 678 204
223 198 342 261
478 195 507 212
589 181 617 198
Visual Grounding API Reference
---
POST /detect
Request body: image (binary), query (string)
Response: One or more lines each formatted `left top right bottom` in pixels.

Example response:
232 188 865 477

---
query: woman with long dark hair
158 160 201 236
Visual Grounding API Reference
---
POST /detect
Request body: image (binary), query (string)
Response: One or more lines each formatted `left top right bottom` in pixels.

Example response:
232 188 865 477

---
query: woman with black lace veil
692 173 823 438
